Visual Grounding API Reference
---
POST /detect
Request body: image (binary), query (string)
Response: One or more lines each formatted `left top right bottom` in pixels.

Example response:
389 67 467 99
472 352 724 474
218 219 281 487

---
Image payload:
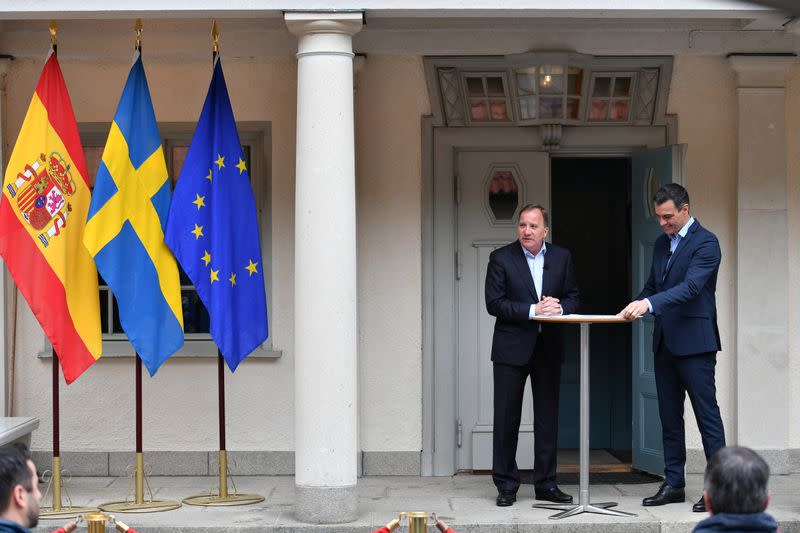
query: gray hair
704 446 769 514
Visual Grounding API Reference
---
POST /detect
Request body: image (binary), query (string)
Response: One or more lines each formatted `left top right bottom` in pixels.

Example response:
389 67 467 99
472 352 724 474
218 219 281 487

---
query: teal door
631 145 686 475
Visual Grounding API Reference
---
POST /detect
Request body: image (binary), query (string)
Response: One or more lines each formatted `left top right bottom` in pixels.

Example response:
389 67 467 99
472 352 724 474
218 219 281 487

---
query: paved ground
32 473 800 532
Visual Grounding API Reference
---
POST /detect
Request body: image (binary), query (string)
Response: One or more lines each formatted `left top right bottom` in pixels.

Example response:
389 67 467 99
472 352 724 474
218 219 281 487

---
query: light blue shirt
523 242 561 318
645 217 695 313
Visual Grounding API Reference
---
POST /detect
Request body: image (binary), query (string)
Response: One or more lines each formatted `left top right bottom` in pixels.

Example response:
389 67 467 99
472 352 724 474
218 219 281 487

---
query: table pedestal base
534 500 637 519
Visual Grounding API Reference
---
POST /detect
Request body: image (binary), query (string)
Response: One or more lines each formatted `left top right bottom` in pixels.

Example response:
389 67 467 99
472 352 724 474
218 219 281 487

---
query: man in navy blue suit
485 204 579 507
620 183 726 513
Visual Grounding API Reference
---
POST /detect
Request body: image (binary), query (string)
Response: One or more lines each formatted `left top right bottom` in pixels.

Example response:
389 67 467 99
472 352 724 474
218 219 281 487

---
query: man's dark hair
519 204 549 228
704 446 770 514
653 183 690 209
0 443 33 514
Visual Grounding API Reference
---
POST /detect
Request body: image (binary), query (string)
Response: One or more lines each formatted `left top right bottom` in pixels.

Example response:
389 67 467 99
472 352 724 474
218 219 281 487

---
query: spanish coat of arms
6 152 75 247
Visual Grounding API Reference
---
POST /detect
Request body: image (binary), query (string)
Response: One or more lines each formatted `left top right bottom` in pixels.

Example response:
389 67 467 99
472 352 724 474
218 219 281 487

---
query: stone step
29 473 800 533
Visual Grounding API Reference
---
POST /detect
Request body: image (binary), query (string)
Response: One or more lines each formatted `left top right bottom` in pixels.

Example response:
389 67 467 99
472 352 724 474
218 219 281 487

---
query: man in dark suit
620 183 726 513
485 204 579 507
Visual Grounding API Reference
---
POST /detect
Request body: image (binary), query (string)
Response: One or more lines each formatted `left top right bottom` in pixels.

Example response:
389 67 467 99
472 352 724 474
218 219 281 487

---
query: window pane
610 100 630 120
489 99 509 121
178 264 193 286
182 289 210 333
567 67 583 96
592 77 611 97
613 77 632 97
466 77 485 97
112 297 124 334
539 66 563 95
171 145 190 186
518 96 537 120
515 68 537 95
84 146 104 188
470 99 489 121
566 97 581 119
99 289 109 334
590 99 609 120
488 170 519 221
539 96 563 119
486 77 505 97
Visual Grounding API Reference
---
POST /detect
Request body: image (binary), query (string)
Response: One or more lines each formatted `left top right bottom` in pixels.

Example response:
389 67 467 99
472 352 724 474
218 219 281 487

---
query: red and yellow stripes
0 53 101 383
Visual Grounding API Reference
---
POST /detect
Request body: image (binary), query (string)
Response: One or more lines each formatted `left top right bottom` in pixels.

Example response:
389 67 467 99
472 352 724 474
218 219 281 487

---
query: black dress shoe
496 491 516 507
693 496 707 513
642 483 685 506
535 486 573 504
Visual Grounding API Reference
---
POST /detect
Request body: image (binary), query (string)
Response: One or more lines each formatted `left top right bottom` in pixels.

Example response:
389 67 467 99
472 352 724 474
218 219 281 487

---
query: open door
631 144 686 475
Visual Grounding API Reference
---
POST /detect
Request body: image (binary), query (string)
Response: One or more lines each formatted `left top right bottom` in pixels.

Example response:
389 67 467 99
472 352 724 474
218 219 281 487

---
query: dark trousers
654 346 726 487
492 339 561 494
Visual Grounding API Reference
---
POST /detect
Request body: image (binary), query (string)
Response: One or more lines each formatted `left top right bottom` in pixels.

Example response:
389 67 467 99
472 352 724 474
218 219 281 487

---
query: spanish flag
0 51 101 383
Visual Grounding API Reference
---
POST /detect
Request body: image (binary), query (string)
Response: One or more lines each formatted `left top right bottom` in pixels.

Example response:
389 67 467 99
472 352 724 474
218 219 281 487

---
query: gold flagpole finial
135 18 143 50
49 20 58 47
212 20 220 56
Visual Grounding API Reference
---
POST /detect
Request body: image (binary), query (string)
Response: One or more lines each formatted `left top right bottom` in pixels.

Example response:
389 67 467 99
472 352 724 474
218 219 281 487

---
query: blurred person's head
0 443 41 528
704 446 770 514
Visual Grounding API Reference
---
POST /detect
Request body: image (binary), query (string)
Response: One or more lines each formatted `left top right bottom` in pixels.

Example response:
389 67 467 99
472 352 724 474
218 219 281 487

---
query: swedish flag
165 58 268 371
84 51 184 375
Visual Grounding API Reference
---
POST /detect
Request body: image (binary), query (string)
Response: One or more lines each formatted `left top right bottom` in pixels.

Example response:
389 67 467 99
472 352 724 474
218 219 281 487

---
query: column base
294 484 358 524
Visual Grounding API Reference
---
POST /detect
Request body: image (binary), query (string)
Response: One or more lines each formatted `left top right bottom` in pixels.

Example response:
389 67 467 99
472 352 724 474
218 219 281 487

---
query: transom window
514 65 584 121
462 73 511 123
589 74 635 122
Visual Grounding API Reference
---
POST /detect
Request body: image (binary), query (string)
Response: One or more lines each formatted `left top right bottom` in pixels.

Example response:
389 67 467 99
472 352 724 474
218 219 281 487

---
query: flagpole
39 356 98 520
183 22 263 507
38 22 98 519
96 21 182 514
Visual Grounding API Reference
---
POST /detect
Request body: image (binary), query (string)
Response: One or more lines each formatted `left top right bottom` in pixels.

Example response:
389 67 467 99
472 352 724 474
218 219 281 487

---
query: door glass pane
470 100 489 121
567 67 583 96
539 65 563 95
566 97 581 119
590 99 609 120
486 77 505 97
592 77 612 97
518 96 537 120
489 99 509 120
488 170 519 221
539 96 563 119
515 68 537 95
466 77 485 97
610 100 630 120
614 77 632 97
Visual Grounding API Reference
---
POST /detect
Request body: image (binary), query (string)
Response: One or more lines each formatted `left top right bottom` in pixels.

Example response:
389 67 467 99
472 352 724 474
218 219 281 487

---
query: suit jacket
485 241 580 366
637 219 721 357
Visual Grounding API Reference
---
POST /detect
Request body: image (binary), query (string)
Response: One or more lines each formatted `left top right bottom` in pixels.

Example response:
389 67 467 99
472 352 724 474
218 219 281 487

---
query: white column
0 57 11 417
285 12 362 524
729 55 795 471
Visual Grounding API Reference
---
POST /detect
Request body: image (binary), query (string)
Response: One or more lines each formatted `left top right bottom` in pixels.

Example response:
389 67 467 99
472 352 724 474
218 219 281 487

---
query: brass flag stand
183 350 264 506
40 354 98 520
98 356 181 514
182 24 264 507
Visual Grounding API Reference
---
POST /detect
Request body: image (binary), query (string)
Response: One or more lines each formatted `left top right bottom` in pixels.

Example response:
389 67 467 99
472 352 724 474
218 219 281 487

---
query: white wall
355 55 430 452
666 55 738 451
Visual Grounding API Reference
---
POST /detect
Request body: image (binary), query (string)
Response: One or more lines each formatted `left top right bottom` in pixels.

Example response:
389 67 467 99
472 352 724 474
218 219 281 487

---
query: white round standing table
531 314 639 520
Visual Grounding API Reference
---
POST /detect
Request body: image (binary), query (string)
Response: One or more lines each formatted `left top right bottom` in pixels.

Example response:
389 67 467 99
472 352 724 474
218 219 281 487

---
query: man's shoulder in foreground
0 518 28 533
693 511 779 533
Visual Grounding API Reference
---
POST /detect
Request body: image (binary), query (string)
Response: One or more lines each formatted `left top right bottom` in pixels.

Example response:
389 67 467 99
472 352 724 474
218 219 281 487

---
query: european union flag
84 50 184 375
165 58 268 371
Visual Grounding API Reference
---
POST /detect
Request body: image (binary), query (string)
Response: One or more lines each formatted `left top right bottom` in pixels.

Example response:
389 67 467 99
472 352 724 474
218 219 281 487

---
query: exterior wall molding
728 54 797 88
31 450 422 477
